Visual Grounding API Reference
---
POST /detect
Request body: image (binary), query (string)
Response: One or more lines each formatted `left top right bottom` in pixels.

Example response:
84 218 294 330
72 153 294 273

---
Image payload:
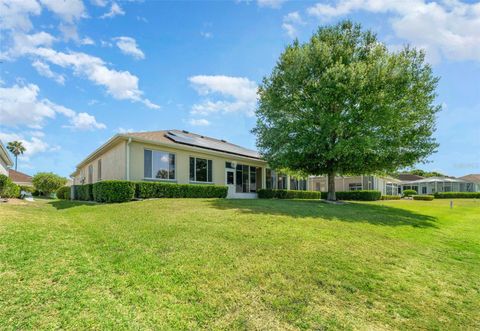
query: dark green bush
93 181 135 203
403 189 417 197
434 192 480 199
56 186 71 200
73 184 93 201
380 195 401 200
32 172 67 196
258 189 322 199
335 190 381 201
0 174 20 198
413 195 434 201
135 181 228 199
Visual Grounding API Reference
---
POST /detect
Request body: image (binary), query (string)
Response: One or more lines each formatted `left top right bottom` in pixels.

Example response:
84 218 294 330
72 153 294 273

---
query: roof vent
221 139 227 143
200 135 205 138
182 130 189 134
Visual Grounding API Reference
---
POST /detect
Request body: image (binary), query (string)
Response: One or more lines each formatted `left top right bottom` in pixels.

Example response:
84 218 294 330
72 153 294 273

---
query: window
88 164 93 184
277 174 287 189
422 186 427 194
144 149 175 180
225 161 235 169
97 159 102 181
250 166 257 192
227 171 234 185
349 183 362 191
235 164 251 193
190 157 212 182
266 169 276 189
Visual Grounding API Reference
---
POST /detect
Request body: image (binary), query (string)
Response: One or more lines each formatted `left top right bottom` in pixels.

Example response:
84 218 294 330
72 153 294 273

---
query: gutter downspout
126 138 132 180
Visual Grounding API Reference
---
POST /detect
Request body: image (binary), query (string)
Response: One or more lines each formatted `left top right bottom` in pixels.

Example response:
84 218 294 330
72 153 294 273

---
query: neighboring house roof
9 169 33 185
0 140 14 167
397 174 425 181
458 174 480 184
72 129 263 176
403 176 469 185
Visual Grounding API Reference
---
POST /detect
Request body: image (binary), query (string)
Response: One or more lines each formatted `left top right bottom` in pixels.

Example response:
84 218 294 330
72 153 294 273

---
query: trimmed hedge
413 195 434 201
335 190 381 201
258 189 322 199
56 186 71 200
380 195 401 200
403 189 417 197
135 181 228 199
73 184 93 201
434 192 480 199
93 181 135 203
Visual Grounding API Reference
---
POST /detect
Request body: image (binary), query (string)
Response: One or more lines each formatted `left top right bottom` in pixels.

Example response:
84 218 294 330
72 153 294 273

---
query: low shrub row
380 195 401 200
413 195 434 201
72 180 228 203
434 192 480 199
258 189 322 199
56 186 71 200
336 190 382 201
136 181 227 199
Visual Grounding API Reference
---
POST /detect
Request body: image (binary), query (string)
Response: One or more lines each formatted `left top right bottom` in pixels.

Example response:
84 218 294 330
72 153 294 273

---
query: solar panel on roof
165 131 260 159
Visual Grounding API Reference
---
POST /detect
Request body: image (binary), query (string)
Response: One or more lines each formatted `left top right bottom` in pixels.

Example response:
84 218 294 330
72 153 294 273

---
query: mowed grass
0 198 479 330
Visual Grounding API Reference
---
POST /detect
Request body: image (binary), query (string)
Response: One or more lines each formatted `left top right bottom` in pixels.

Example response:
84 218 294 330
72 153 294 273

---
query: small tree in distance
7 141 26 171
253 21 440 201
32 172 67 197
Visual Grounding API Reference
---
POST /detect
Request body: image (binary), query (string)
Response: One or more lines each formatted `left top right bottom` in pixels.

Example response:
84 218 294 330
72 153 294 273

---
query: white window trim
144 148 176 181
189 156 213 184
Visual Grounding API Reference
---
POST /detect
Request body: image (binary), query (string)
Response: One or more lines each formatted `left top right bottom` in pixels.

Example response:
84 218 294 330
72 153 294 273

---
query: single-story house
71 130 290 198
9 169 33 187
0 140 14 176
401 176 479 195
308 175 403 196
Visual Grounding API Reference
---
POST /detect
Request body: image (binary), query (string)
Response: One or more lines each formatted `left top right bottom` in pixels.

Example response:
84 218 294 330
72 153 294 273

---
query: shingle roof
9 169 32 184
126 129 261 159
459 174 480 184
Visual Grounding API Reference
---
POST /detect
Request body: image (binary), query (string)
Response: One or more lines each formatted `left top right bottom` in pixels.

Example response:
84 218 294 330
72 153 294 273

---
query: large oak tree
253 21 440 200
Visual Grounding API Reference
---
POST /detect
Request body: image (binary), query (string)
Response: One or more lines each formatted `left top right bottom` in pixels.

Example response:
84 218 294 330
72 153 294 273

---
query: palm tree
7 141 26 171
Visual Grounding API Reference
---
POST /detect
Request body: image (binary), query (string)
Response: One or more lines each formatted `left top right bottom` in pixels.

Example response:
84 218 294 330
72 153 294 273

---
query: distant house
9 169 33 187
401 176 479 195
308 175 403 196
0 140 14 176
458 174 480 192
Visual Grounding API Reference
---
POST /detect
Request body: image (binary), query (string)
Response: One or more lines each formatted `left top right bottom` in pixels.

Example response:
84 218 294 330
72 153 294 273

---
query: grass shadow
48 199 100 210
209 199 438 228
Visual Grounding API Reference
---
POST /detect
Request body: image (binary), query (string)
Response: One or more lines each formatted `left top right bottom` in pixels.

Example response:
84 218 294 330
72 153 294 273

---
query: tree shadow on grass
209 199 438 228
48 199 100 210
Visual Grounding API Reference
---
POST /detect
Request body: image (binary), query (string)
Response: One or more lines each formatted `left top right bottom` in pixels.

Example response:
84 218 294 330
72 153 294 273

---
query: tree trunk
15 155 18 171
327 171 336 201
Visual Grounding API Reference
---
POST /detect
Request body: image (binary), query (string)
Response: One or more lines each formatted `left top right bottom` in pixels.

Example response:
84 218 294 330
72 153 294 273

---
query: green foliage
403 189 417 197
253 21 440 200
92 181 136 203
380 195 401 200
135 181 228 199
258 189 322 199
19 185 35 193
336 190 381 201
397 169 446 178
32 172 67 196
434 192 480 199
413 195 434 201
56 186 71 200
73 184 93 201
0 174 20 198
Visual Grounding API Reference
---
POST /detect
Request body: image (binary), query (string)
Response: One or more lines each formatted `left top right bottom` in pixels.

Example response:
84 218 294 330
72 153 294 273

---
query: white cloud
0 83 105 131
91 0 108 6
0 131 54 159
188 118 210 126
257 0 286 9
282 11 304 38
0 0 42 31
113 36 145 60
100 2 124 19
200 31 213 39
81 36 94 45
40 0 85 23
188 75 258 116
307 0 480 63
32 60 65 84
117 127 134 133
11 31 56 53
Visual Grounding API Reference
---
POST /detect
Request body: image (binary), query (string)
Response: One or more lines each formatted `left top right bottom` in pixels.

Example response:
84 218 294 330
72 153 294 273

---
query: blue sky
1 0 479 178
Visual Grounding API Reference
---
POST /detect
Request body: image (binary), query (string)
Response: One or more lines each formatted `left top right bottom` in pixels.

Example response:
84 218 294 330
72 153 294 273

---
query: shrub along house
71 130 306 199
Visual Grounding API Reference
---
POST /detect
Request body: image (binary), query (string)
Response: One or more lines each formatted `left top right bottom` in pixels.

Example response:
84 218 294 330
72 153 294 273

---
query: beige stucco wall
0 157 8 176
75 141 126 184
128 141 266 186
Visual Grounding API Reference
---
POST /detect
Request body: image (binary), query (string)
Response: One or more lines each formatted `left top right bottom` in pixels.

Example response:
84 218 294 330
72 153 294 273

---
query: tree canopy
253 21 440 200
32 172 67 197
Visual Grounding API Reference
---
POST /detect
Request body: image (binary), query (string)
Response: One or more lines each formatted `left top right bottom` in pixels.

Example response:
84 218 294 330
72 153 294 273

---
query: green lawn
0 198 479 330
